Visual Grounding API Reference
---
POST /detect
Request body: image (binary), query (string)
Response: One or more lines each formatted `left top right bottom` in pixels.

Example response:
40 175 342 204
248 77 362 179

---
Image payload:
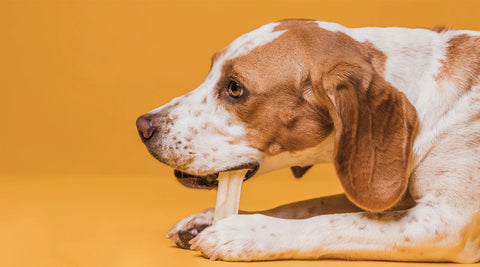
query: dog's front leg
167 193 415 248
166 194 362 248
191 199 473 262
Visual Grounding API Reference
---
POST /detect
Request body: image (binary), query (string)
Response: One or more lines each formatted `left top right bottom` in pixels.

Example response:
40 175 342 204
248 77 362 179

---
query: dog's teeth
213 170 247 223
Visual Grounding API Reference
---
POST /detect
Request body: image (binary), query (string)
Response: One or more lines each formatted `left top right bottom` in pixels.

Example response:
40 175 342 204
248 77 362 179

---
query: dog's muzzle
136 114 260 189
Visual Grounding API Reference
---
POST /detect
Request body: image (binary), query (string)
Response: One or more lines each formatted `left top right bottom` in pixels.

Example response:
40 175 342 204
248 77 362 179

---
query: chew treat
213 169 248 223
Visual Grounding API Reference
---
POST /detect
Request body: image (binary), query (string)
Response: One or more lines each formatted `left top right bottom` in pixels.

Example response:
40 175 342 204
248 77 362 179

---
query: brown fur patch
216 23 334 154
430 25 450 33
364 41 387 75
278 21 416 212
213 20 416 212
215 20 391 156
273 18 318 31
436 34 480 91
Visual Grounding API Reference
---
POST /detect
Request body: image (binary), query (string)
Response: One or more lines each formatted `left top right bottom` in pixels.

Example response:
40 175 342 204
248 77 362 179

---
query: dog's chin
174 162 260 190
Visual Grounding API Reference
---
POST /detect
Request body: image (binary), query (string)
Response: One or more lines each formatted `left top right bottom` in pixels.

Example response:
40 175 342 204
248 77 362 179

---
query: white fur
161 21 480 262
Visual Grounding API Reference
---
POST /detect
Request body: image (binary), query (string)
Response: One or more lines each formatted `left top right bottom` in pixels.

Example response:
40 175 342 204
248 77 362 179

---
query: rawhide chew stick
213 169 248 223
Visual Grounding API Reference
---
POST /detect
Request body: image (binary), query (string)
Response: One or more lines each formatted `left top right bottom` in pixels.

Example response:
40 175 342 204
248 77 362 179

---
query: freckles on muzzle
136 114 261 189
136 97 261 190
136 112 260 189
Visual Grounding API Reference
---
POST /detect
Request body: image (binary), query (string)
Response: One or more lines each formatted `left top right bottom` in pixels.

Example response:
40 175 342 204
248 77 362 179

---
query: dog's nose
136 115 156 141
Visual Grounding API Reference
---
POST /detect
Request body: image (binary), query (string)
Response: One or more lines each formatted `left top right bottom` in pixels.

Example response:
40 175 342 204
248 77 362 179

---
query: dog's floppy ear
312 61 417 212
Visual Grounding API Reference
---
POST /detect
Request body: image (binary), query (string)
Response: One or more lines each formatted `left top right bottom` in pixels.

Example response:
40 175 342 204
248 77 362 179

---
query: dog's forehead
194 22 287 92
214 22 287 65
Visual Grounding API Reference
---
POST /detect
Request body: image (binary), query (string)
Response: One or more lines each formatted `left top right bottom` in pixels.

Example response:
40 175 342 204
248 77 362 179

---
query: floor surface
0 165 475 266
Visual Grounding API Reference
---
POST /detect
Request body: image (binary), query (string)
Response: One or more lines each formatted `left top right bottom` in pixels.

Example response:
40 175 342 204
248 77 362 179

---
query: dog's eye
227 81 243 98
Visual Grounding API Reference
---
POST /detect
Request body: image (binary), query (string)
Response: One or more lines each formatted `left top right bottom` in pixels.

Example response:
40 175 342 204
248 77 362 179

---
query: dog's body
137 20 480 262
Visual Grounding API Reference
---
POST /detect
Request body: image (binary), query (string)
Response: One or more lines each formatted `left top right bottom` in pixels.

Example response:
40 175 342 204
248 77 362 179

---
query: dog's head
136 20 417 212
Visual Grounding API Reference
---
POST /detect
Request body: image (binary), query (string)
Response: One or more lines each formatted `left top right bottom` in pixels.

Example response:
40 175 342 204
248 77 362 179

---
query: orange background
1 0 480 266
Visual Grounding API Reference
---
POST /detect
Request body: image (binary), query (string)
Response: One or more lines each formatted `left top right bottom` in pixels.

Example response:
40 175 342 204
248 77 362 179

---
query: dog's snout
136 115 156 141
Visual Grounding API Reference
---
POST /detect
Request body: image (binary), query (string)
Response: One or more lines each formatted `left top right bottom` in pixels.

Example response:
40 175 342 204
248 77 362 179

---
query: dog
136 19 480 262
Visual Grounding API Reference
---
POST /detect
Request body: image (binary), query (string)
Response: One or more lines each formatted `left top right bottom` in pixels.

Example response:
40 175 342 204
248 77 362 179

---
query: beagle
136 19 480 262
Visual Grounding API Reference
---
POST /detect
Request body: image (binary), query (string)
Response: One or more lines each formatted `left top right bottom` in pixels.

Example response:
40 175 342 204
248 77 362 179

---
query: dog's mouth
174 162 260 190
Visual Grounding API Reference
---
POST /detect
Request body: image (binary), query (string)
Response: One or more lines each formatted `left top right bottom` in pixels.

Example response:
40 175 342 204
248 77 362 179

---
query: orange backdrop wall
2 0 480 176
3 1 480 267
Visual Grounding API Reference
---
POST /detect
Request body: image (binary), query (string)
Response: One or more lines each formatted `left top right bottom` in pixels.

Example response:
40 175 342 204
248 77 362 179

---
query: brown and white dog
136 19 480 262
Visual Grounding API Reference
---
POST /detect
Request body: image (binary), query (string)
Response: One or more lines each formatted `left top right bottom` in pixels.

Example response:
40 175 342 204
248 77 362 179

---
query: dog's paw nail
166 227 177 237
210 251 219 261
189 239 199 249
185 220 197 230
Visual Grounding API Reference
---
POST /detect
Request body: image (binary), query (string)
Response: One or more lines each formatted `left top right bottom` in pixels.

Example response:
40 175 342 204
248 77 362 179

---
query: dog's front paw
166 208 214 249
190 214 286 261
